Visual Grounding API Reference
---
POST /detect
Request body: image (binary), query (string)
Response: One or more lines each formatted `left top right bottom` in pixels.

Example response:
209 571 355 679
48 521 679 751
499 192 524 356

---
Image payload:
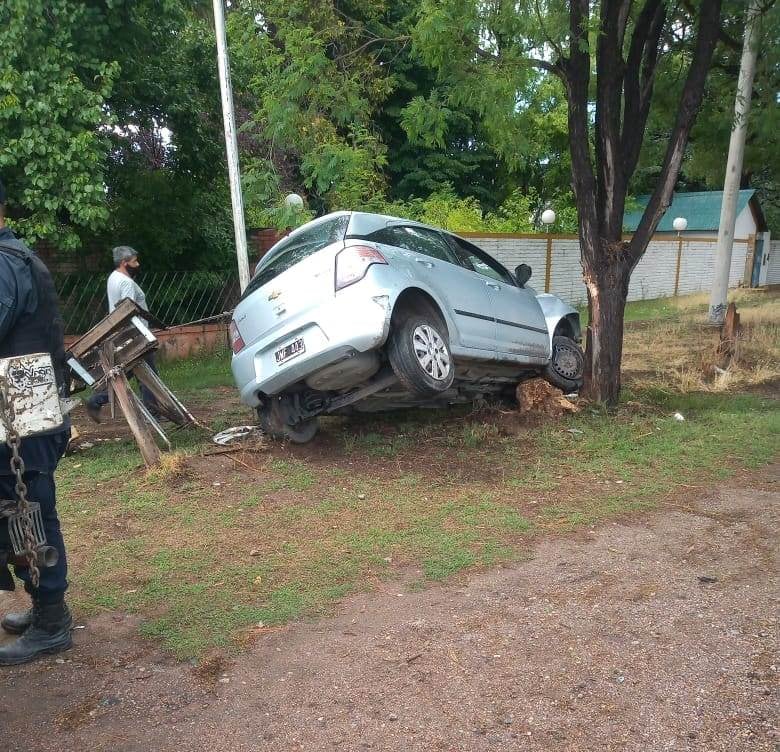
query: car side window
366 226 458 265
447 235 516 286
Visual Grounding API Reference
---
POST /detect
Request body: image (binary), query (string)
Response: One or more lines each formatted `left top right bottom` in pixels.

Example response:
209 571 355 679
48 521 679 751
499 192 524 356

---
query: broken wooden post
66 298 203 466
716 302 741 369
98 345 161 467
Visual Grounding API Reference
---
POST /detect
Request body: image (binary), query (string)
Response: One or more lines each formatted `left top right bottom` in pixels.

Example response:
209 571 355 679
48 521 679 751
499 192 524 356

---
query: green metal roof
623 190 756 232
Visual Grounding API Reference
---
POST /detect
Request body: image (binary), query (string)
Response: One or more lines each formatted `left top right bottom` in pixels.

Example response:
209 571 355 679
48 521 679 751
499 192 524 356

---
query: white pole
707 0 761 324
213 0 250 292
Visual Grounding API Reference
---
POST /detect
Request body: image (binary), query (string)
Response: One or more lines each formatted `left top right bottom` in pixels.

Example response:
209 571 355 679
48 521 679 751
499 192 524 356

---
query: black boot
1 607 32 635
0 596 72 666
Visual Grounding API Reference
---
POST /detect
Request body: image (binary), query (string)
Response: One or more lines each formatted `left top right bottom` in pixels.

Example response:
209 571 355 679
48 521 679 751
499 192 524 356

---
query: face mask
126 262 139 278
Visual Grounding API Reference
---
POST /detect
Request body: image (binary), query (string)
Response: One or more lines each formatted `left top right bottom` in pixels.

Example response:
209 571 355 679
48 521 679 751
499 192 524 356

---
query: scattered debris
212 425 265 446
673 412 685 422
697 575 719 584
67 298 201 467
516 378 580 417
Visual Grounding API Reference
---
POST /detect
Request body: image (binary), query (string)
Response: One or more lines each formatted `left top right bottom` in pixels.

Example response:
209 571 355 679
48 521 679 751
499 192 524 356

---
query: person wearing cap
0 178 74 665
85 245 161 422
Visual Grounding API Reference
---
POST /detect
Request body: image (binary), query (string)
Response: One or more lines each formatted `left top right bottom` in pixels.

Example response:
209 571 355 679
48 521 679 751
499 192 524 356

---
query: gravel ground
1 467 777 752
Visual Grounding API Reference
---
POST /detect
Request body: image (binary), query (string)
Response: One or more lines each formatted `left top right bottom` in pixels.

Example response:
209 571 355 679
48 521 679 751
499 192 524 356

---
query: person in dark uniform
0 178 73 665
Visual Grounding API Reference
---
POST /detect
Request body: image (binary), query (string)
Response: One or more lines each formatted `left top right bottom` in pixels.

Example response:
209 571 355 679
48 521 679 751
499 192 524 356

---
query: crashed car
229 211 584 442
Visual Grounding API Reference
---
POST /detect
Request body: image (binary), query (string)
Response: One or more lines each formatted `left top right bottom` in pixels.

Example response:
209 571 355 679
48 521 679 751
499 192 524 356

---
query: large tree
0 0 118 249
412 0 724 404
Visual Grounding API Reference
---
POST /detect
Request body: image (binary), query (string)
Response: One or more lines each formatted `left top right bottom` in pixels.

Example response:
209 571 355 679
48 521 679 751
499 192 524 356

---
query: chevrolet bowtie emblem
267 290 282 301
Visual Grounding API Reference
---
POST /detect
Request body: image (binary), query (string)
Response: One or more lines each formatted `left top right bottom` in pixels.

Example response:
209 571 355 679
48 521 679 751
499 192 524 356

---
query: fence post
673 237 684 296
744 234 756 287
544 236 553 293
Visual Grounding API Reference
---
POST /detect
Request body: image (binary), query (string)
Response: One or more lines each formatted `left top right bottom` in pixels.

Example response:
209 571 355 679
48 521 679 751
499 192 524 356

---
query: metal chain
0 390 40 588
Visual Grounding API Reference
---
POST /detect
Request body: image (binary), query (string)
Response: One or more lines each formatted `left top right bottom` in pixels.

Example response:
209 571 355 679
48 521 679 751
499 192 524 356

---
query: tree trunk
581 252 631 405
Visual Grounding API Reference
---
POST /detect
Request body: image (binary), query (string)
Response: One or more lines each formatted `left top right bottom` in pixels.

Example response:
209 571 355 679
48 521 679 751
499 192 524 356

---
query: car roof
263 210 467 263
346 211 446 237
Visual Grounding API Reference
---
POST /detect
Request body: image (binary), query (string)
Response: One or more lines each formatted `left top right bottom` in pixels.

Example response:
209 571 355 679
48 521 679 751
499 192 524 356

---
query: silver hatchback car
230 211 584 442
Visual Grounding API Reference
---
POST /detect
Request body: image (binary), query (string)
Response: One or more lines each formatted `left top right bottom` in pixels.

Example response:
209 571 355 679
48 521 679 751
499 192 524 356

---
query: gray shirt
106 269 148 313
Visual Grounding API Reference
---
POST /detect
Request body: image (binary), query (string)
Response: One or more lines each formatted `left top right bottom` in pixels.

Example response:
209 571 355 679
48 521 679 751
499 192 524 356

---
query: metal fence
55 271 241 335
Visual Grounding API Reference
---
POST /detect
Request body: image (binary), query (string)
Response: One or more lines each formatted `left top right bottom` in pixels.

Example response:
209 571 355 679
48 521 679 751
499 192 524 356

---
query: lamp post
673 216 688 296
212 0 250 292
541 209 556 293
284 193 304 211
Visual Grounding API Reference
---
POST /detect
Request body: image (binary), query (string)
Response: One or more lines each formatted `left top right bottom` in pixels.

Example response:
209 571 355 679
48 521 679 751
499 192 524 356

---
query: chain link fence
55 271 241 335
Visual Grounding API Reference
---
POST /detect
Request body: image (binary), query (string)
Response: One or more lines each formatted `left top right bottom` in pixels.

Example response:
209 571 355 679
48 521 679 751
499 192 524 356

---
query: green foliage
376 185 577 233
101 1 236 269
228 1 391 217
630 1 780 230
0 0 118 249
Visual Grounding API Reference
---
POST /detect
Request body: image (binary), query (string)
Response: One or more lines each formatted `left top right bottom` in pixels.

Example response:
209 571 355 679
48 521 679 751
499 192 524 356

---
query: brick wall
35 228 289 275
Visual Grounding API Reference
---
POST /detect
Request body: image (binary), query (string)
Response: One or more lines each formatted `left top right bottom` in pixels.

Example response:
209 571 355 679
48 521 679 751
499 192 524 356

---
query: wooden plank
133 361 202 427
132 361 189 425
69 299 144 358
69 299 166 359
99 347 161 467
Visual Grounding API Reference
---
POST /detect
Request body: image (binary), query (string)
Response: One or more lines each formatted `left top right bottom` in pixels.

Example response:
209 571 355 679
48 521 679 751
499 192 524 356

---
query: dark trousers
88 351 160 416
0 429 70 603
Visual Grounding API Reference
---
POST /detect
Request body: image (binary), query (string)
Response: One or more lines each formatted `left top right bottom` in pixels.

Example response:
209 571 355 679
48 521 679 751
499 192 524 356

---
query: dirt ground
1 465 777 752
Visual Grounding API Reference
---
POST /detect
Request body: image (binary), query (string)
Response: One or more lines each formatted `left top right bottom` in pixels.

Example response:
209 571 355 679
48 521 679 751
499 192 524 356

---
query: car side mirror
515 264 532 287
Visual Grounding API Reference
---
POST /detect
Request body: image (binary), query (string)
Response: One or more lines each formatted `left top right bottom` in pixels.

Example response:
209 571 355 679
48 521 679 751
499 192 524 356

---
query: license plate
274 337 305 365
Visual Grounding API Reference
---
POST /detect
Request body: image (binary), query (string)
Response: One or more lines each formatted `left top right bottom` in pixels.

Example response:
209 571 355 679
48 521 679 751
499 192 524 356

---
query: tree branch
565 0 599 257
533 0 565 62
595 0 630 239
620 0 666 184
628 0 724 264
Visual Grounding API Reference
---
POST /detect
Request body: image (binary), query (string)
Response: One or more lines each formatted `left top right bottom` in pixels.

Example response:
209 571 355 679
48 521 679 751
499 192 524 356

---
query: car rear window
242 215 350 299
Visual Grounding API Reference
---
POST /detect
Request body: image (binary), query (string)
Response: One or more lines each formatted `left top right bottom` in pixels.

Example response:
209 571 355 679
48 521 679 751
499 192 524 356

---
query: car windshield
242 215 350 299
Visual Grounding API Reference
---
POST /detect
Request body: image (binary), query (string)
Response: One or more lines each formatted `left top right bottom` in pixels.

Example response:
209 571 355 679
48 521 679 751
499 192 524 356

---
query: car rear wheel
544 335 584 393
258 397 320 444
388 313 455 397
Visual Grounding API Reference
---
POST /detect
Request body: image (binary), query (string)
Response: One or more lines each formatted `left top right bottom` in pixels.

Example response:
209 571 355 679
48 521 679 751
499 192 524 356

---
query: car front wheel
388 314 455 397
544 335 585 393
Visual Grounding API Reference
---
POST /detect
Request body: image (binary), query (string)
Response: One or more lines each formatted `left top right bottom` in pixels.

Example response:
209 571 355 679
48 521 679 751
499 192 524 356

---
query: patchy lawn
57 291 779 659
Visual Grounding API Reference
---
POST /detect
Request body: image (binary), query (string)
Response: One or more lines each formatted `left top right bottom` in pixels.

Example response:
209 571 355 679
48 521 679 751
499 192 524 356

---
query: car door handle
414 258 434 268
485 281 500 290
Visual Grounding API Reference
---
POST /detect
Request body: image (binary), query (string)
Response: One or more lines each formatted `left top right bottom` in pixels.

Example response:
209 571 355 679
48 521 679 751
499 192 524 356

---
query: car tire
258 398 320 444
388 313 455 397
544 335 585 393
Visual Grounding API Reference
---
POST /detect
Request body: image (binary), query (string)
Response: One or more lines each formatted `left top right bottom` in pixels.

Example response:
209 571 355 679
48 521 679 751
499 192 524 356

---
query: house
622 189 768 240
623 190 773 287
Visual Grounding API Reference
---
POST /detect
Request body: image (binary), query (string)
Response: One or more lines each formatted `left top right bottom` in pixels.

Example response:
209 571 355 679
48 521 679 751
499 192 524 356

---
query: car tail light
335 245 387 291
228 320 245 354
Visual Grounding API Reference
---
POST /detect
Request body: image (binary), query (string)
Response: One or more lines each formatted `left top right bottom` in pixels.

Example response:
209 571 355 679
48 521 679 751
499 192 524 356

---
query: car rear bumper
231 291 392 407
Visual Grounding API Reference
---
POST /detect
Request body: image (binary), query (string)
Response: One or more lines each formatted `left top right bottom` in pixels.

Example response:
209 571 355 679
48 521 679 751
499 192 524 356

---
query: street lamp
673 217 687 296
284 193 304 210
541 209 556 292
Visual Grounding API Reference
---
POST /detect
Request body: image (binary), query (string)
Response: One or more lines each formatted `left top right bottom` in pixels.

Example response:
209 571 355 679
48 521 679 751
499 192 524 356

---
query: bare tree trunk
582 253 631 404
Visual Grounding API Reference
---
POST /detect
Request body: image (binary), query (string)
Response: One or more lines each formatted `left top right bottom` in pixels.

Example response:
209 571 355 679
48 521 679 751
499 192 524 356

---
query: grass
55 291 780 660
159 346 233 396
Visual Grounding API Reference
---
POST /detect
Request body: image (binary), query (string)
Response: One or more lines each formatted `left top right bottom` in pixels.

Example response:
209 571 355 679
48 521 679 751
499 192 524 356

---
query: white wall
464 234 751 306
767 240 780 286
734 204 758 241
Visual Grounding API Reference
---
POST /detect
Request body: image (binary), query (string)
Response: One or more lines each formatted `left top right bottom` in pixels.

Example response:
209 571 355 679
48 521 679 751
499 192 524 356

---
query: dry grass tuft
144 450 191 484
